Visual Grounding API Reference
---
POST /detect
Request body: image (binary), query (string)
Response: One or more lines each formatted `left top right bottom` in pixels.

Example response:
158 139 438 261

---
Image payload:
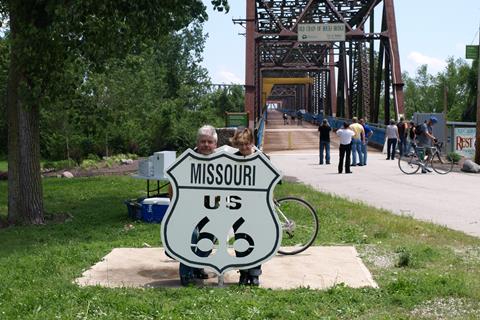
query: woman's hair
322 119 329 126
343 121 349 128
230 128 254 147
197 125 218 142
389 119 395 125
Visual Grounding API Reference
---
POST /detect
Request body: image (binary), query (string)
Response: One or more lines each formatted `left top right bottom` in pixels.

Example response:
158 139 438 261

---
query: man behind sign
177 125 217 286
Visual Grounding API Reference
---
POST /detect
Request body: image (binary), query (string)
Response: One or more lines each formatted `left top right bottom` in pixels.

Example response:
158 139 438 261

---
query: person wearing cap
416 117 438 173
417 117 437 148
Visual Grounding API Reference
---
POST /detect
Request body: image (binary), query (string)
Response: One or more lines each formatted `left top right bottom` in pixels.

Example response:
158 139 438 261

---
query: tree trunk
7 4 45 225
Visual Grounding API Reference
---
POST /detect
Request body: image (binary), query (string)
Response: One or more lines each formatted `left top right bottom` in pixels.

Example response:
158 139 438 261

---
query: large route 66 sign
161 148 282 274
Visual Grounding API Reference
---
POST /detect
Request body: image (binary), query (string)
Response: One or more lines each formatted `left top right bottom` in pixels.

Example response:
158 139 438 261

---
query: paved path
264 110 480 238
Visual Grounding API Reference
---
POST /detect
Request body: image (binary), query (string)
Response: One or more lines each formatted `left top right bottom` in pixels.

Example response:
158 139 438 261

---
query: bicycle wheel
275 197 319 255
398 153 421 174
430 152 454 174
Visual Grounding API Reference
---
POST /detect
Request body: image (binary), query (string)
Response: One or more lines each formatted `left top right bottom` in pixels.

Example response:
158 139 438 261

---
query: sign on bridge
298 23 346 42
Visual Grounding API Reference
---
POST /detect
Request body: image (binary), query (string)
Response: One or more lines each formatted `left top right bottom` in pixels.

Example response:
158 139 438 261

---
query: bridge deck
262 109 339 153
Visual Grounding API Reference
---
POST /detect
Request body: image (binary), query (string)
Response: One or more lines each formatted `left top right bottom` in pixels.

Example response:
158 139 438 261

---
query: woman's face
237 141 253 156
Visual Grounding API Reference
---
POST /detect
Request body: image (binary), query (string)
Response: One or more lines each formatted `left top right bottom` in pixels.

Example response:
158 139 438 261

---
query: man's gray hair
197 125 218 142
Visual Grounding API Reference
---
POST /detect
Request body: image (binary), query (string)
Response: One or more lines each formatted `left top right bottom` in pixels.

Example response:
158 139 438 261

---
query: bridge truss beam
243 0 404 126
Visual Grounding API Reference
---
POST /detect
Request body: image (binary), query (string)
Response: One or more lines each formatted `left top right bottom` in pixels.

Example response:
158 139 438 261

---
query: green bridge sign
466 45 479 59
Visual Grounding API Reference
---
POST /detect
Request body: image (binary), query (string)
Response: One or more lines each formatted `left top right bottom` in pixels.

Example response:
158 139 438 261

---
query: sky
200 0 480 84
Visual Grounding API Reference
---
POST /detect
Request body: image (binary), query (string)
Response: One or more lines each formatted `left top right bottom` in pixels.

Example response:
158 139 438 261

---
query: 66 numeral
190 217 254 258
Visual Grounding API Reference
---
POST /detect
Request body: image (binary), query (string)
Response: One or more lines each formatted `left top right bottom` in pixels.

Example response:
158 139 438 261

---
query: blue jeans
351 138 363 165
179 227 206 280
319 141 330 164
360 140 368 165
398 137 407 156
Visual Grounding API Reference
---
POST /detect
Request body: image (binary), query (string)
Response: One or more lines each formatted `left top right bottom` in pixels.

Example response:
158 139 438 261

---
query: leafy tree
461 58 478 122
0 37 8 156
1 0 229 225
403 58 477 122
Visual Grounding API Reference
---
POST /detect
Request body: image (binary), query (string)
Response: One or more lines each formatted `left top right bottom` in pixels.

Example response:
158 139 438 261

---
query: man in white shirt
336 122 355 174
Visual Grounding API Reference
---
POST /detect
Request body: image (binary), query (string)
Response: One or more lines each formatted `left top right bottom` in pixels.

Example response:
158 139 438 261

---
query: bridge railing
256 109 267 151
280 110 388 150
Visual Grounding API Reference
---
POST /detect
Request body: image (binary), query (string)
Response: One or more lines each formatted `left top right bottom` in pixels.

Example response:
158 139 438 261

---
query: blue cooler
141 197 170 223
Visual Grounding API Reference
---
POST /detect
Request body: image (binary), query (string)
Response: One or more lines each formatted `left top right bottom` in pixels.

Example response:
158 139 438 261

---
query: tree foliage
1 0 232 225
403 57 477 122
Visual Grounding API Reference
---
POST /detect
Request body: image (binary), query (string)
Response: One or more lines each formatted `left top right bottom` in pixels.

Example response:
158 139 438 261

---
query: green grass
1 177 480 319
0 158 6 171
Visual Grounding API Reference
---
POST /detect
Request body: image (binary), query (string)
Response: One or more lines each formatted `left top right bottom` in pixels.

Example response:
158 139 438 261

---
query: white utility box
138 158 153 177
152 151 176 178
137 151 176 178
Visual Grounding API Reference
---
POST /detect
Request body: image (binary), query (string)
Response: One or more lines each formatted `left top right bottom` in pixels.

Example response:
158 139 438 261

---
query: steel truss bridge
237 0 404 127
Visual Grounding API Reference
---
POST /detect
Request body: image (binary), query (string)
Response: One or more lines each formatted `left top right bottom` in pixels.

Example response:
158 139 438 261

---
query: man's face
196 135 217 155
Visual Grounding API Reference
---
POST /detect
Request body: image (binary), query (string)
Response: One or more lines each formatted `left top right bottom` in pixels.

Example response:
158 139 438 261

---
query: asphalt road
264 110 480 238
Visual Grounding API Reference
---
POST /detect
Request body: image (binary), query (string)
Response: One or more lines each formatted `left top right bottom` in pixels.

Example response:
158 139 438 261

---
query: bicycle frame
400 141 452 175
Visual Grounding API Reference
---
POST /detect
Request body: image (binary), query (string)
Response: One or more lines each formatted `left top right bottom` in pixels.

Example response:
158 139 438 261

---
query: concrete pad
75 247 377 290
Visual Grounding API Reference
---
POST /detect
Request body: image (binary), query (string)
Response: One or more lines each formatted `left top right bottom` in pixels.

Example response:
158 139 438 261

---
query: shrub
447 152 461 163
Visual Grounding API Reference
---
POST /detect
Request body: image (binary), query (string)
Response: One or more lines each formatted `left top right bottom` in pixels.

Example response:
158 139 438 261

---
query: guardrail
280 110 387 150
256 110 267 151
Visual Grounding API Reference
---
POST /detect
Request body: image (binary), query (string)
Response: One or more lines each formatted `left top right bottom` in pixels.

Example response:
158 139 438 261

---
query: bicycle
398 141 454 175
274 197 319 255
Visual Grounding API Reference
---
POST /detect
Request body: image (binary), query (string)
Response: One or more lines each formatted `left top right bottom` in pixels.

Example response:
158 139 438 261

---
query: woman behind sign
230 128 262 286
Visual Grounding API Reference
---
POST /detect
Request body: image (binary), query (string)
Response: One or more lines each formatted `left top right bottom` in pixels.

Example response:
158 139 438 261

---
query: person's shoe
180 275 194 286
249 276 260 286
194 269 209 279
351 164 357 166
319 162 323 165
326 162 330 165
425 167 432 173
239 273 249 285
346 171 352 174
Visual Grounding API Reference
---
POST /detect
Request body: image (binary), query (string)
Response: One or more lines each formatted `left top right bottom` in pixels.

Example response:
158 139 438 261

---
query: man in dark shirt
397 117 408 156
318 119 332 165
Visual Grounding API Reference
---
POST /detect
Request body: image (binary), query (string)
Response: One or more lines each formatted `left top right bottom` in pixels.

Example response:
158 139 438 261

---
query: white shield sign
161 148 282 274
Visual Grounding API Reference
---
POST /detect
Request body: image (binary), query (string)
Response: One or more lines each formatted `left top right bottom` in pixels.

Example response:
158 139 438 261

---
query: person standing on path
416 116 438 173
359 118 373 166
336 122 355 174
349 117 365 166
397 117 408 156
385 119 399 160
318 119 332 165
407 120 416 154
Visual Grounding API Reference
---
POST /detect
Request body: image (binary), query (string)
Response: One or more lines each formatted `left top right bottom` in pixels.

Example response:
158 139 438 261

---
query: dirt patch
43 160 139 178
